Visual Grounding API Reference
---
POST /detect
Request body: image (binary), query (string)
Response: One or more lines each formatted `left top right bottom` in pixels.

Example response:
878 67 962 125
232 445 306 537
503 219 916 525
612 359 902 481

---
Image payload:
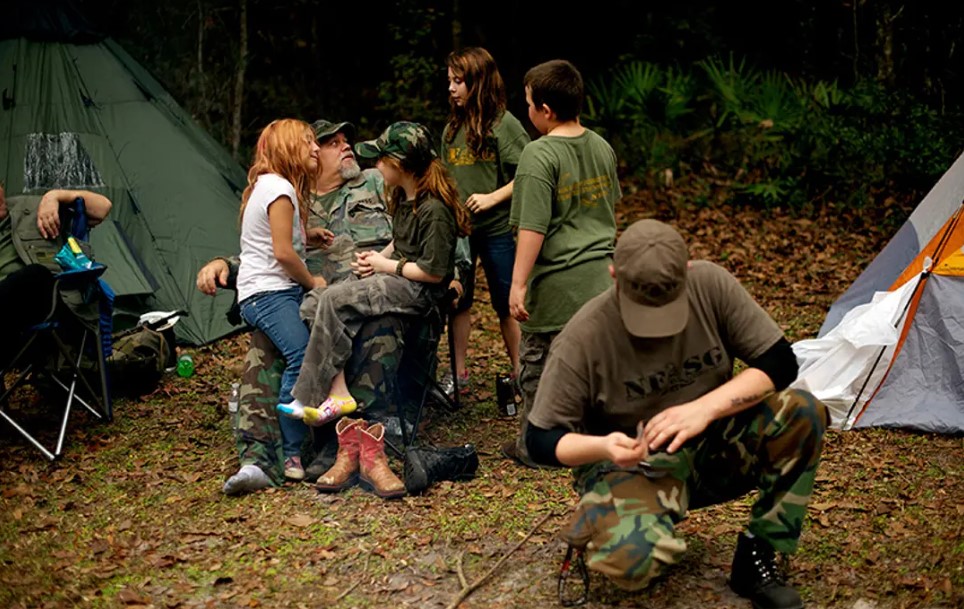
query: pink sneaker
283 456 305 481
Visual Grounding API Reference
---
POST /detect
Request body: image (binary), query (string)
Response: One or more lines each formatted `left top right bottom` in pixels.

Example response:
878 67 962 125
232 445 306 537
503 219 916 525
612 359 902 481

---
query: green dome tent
0 2 245 344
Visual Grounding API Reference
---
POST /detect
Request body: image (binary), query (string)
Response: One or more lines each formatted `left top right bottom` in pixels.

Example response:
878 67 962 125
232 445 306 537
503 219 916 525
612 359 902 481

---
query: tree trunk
230 0 248 160
451 0 462 51
196 0 207 120
875 3 897 87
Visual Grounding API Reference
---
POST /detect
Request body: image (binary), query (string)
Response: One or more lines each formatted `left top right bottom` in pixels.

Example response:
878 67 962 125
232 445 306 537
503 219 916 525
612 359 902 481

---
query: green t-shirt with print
391 196 457 279
509 128 621 333
0 216 26 283
441 111 530 237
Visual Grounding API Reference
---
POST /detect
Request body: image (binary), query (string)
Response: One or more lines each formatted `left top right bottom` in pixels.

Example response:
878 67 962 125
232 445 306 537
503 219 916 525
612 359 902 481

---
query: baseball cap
312 119 355 142
613 219 690 338
354 121 437 168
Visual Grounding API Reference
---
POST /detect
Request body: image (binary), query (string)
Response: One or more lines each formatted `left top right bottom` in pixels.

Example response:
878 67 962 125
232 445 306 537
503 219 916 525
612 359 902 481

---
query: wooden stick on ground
445 511 555 609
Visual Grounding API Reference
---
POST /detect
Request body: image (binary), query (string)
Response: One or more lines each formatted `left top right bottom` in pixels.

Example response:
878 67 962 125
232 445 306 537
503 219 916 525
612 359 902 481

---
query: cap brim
354 140 382 159
316 121 355 142
618 285 689 338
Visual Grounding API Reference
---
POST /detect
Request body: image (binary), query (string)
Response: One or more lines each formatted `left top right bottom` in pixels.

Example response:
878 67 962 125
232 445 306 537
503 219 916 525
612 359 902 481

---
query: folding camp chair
0 198 113 460
385 289 461 456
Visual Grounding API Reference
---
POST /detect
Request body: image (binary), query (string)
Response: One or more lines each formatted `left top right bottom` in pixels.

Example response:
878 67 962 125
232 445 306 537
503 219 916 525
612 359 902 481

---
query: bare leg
499 314 521 376
329 370 352 400
451 308 472 378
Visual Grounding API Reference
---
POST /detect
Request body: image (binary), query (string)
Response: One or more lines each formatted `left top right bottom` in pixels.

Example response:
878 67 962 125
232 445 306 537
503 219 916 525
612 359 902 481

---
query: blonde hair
239 119 316 227
382 156 471 238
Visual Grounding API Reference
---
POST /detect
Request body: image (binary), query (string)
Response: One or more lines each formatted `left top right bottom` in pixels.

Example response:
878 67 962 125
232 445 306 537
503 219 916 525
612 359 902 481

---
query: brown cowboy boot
314 418 365 493
358 422 406 499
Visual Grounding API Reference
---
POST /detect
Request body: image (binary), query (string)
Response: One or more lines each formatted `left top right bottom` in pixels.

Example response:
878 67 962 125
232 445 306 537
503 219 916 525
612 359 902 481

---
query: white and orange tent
792 153 964 433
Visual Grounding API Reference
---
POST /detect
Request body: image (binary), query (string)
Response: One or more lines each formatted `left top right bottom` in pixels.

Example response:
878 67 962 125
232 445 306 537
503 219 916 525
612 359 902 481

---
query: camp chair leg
95 326 112 422
0 409 58 461
446 311 460 409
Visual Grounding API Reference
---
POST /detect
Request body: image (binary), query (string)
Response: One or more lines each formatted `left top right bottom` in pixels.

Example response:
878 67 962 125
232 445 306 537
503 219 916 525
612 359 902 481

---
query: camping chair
0 198 113 460
386 288 462 456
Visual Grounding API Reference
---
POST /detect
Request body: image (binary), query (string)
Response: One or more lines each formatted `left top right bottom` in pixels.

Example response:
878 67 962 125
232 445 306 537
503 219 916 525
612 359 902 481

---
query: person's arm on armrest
36 189 113 238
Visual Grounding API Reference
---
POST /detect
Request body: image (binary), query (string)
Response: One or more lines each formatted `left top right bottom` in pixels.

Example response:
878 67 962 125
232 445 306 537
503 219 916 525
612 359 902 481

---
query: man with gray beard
198 120 408 492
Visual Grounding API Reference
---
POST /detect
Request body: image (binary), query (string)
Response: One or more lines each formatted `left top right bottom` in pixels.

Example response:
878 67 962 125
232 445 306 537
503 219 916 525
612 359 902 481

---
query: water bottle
228 382 240 430
176 353 195 378
228 382 240 413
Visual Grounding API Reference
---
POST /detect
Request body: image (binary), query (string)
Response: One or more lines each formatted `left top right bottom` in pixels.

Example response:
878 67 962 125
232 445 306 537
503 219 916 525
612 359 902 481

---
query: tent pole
844 200 964 429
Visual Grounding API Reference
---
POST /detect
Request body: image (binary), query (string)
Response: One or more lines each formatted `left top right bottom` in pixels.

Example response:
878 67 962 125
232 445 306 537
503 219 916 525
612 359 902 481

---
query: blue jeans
240 286 309 458
456 231 516 318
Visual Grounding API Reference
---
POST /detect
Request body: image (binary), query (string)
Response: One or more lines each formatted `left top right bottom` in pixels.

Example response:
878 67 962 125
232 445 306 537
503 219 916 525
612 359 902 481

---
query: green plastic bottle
176 353 195 378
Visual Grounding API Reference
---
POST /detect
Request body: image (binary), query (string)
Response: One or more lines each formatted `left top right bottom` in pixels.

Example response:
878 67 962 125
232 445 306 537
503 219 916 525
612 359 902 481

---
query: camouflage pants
562 389 829 590
235 315 408 485
513 330 560 465
292 273 438 405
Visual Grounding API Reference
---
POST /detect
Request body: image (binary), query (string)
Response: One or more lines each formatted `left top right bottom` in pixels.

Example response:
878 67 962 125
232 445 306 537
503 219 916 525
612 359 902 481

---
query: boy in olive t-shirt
505 59 620 467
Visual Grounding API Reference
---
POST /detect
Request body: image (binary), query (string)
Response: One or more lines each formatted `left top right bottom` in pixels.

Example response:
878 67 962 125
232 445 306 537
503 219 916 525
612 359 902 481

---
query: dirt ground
1 194 962 609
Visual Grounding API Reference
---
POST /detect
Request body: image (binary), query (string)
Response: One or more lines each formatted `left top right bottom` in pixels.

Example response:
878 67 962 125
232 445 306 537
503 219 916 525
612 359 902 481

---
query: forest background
72 0 964 212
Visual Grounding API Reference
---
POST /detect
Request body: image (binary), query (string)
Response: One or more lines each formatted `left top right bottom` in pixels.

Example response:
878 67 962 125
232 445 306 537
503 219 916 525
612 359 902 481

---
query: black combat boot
729 532 804 609
403 444 479 495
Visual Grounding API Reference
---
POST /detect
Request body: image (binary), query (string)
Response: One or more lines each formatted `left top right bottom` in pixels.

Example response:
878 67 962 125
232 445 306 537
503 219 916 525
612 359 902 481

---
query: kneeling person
526 219 828 609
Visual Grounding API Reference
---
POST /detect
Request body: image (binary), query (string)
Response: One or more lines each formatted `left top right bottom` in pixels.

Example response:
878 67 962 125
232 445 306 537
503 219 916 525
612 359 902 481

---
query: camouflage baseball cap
354 121 437 168
312 119 355 142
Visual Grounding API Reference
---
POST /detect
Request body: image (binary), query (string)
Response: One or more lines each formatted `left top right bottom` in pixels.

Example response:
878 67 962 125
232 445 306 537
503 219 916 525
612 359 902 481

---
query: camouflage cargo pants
561 389 829 590
236 315 408 485
512 330 560 465
292 273 438 405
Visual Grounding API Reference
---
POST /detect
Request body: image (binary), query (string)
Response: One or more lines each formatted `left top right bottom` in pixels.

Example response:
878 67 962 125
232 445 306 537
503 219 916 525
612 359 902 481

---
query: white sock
222 464 271 496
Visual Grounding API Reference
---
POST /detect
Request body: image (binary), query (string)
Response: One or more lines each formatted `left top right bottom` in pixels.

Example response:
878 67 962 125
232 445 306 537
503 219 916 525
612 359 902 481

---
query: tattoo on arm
730 391 773 409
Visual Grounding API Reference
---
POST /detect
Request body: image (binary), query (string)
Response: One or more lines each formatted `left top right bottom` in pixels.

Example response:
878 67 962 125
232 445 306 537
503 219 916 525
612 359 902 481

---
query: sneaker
283 456 305 481
729 532 803 609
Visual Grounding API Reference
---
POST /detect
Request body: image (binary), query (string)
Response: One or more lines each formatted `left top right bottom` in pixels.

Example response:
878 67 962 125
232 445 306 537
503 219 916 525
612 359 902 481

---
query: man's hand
306 227 335 249
465 192 498 213
36 192 62 239
603 432 649 468
643 401 714 454
509 283 529 322
312 275 328 289
196 259 230 295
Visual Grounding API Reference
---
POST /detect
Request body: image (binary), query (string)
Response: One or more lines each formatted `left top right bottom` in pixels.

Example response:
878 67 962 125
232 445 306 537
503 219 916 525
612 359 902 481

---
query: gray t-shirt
528 261 785 436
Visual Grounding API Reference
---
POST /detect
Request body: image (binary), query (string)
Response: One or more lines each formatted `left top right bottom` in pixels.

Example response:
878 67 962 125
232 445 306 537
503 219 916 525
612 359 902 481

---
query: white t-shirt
237 173 307 303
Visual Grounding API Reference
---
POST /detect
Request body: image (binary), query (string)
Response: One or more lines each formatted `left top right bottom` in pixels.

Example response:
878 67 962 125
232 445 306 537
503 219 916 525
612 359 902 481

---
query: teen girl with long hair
442 47 530 393
284 121 470 428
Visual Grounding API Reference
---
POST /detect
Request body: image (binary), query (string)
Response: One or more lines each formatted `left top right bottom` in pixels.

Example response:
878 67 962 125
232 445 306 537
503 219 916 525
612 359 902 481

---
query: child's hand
306 227 335 249
509 283 529 322
312 276 327 289
465 192 498 213
351 250 379 278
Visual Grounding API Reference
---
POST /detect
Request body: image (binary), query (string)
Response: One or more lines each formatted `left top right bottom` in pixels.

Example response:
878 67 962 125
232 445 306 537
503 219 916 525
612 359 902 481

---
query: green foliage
373 1 448 135
585 55 964 210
